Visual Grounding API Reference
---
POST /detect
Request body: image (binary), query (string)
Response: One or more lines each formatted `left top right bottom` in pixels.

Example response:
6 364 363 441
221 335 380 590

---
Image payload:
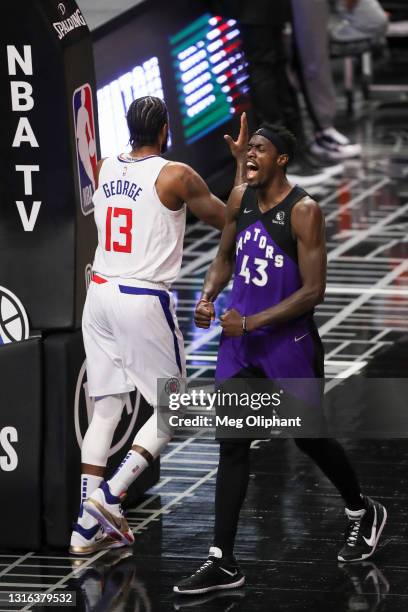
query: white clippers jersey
92 154 186 286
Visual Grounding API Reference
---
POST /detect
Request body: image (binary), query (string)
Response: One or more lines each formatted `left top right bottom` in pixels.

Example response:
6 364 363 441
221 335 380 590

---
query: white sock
107 450 149 497
345 494 366 519
209 547 223 559
345 507 366 520
82 473 103 500
78 474 103 529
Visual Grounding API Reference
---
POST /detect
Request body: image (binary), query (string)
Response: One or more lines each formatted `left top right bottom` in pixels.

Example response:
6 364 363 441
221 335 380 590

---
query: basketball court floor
1 106 407 611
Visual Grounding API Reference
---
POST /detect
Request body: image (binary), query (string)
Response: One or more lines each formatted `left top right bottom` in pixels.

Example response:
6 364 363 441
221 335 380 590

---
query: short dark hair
126 96 168 148
257 123 297 161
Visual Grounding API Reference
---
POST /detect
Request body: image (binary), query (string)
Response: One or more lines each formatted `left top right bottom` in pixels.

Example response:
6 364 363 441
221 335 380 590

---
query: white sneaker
84 481 135 546
311 127 362 160
69 523 124 556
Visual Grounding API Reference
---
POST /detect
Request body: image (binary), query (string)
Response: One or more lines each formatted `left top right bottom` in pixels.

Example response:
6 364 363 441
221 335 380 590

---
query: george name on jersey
102 180 143 202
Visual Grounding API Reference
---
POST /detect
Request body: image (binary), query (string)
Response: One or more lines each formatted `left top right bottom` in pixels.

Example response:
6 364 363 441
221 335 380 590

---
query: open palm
224 112 248 160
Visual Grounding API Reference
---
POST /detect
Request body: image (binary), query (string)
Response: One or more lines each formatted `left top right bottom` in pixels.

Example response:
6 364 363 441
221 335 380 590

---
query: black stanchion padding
0 339 42 550
43 330 159 548
0 0 97 330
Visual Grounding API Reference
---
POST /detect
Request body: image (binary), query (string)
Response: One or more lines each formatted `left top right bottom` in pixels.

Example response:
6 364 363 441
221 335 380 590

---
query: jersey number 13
105 206 133 253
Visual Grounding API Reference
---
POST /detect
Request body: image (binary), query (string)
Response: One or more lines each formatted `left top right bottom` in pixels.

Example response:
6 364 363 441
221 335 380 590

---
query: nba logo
72 84 97 215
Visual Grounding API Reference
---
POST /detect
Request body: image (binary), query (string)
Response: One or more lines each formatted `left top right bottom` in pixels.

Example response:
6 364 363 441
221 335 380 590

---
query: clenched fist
220 308 244 337
194 298 215 329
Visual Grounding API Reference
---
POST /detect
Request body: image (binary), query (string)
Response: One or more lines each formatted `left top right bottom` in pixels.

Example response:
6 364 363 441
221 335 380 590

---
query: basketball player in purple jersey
174 124 387 594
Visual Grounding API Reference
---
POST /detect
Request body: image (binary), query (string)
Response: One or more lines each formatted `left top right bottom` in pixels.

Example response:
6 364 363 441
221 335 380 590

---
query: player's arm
157 163 226 230
224 112 248 187
195 185 244 328
182 167 227 230
156 113 248 229
95 158 106 190
221 198 326 335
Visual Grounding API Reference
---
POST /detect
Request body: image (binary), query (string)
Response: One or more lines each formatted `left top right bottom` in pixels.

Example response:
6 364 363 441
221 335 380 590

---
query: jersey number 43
105 206 132 253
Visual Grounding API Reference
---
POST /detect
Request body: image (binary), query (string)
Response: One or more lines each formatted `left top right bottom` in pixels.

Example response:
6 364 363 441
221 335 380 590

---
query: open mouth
246 161 258 180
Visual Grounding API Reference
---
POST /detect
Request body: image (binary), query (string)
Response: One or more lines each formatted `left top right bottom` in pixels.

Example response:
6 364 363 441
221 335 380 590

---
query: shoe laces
346 519 362 546
194 558 214 575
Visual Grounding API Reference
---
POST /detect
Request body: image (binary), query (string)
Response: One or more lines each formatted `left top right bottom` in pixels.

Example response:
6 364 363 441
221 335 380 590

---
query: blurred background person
209 0 387 168
291 0 363 160
208 0 341 185
332 0 389 42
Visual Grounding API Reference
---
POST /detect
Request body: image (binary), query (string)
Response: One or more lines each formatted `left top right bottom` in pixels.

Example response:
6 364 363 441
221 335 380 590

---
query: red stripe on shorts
92 273 107 284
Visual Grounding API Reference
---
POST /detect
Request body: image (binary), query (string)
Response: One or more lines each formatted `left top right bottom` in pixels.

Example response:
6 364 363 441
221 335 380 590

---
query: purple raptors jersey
216 185 324 381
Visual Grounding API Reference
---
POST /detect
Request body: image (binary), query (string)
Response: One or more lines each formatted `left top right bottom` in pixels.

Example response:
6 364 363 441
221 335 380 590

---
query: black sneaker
173 547 245 595
338 497 387 562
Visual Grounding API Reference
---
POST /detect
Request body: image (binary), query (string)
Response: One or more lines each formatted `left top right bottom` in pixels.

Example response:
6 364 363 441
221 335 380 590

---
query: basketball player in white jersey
69 96 247 555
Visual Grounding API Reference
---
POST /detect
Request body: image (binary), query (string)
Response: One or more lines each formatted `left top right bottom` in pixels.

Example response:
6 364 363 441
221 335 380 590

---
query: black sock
294 438 364 510
213 440 251 556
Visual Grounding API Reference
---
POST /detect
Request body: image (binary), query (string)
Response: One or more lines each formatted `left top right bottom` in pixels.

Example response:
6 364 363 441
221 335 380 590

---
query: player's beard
250 167 278 189
249 176 268 189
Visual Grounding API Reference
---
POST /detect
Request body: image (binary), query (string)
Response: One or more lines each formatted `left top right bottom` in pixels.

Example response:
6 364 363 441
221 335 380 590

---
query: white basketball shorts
82 274 186 405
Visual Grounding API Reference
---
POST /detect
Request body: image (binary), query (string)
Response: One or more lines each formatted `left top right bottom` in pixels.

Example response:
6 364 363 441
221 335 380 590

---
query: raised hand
223 112 248 160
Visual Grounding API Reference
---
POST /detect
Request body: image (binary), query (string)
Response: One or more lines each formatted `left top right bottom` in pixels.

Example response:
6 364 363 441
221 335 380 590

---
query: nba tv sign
6 45 41 232
72 83 97 215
